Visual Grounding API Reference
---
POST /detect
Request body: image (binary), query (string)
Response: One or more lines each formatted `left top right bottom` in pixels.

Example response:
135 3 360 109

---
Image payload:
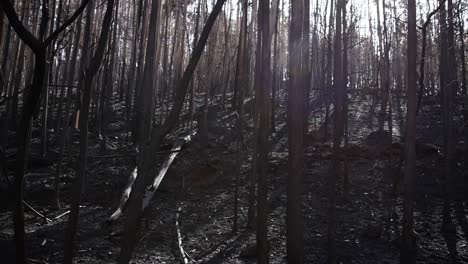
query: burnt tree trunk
287 0 305 262
401 0 417 261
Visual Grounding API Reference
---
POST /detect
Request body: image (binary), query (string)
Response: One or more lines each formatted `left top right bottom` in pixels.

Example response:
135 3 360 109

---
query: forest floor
1 95 468 264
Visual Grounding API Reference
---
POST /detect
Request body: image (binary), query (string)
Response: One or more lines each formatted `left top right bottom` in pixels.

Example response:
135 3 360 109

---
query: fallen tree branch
176 204 189 264
107 167 137 222
89 149 182 159
23 200 52 224
142 131 196 209
47 84 78 88
52 205 86 221
26 258 49 264
107 131 196 223
23 200 85 224
88 154 137 159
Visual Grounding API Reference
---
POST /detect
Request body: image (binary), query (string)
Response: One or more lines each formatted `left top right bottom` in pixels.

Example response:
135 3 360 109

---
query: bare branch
44 0 91 47
0 0 42 51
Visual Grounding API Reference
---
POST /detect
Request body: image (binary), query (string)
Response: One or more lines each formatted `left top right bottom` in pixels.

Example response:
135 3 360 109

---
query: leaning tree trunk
118 0 227 263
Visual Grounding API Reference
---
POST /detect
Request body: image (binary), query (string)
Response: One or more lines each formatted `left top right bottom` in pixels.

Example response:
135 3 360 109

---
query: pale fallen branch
107 166 137 222
26 258 49 264
142 131 196 209
88 153 136 159
23 200 52 224
52 205 86 221
89 149 181 159
176 204 189 264
23 201 85 224
107 131 196 223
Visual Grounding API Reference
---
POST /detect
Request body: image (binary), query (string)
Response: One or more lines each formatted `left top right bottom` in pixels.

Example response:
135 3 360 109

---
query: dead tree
444 0 456 191
458 4 468 170
302 0 310 137
287 0 305 262
328 0 344 262
118 0 227 262
255 0 271 262
118 0 161 261
416 1 445 114
232 0 248 234
62 0 115 263
401 0 417 261
342 0 350 194
270 0 280 132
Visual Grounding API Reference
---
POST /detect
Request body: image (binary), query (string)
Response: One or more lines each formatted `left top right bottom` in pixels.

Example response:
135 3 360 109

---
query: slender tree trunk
118 0 161 259
342 0 350 195
132 0 149 141
401 0 417 261
323 0 335 141
302 0 310 137
119 1 226 262
63 1 114 263
417 2 444 114
256 0 271 262
270 0 280 133
55 9 84 209
287 0 304 262
459 10 468 171
328 0 344 262
232 0 248 234
9 40 25 130
444 0 455 191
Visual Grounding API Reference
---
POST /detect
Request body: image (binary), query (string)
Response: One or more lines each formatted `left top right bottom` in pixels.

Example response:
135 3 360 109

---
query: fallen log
107 167 138 222
88 149 181 159
142 131 196 209
107 131 196 223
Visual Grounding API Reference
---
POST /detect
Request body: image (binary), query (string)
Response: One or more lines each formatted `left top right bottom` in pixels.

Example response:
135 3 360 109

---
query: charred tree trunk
401 0 417 261
232 0 248 234
287 0 304 262
63 0 114 263
119 1 226 262
459 9 468 171
270 0 280 133
256 1 271 262
118 0 161 261
302 0 310 137
417 2 444 114
328 0 344 262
